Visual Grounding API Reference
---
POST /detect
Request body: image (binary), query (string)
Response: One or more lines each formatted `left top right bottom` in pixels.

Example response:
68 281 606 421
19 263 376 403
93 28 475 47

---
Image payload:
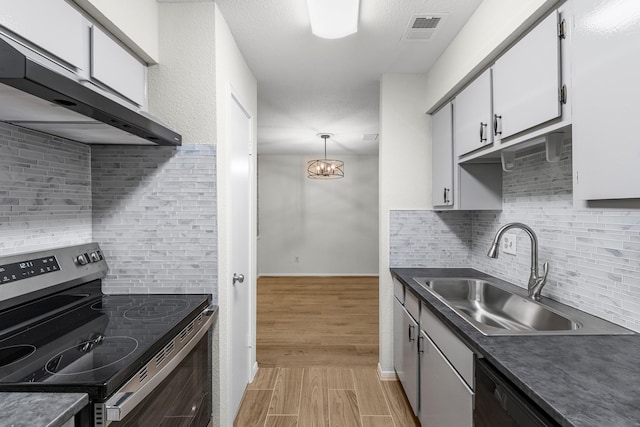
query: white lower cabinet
394 286 475 423
419 330 473 427
393 296 419 415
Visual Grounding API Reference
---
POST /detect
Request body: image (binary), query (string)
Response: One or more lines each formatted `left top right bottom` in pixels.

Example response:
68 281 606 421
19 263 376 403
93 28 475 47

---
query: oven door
97 308 215 427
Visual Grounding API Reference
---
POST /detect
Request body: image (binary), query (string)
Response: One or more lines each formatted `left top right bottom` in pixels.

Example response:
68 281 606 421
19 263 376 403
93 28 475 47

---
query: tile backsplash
92 145 217 298
0 123 91 256
1 120 217 299
391 142 640 332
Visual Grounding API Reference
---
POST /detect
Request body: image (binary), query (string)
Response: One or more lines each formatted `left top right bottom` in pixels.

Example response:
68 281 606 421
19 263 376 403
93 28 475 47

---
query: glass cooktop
0 281 210 400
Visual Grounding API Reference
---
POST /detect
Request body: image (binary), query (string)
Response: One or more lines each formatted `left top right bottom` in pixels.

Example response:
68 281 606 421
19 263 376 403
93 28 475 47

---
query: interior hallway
233 277 419 426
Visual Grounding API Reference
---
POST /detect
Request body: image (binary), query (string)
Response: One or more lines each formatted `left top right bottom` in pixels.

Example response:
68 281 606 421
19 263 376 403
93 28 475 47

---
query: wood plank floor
234 367 420 427
257 276 379 367
234 277 419 426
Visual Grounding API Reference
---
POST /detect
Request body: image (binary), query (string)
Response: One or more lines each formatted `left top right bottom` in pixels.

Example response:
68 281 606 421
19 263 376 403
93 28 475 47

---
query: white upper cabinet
91 26 146 106
0 0 148 109
432 103 454 208
493 11 562 141
0 0 89 71
431 100 502 211
454 69 493 157
572 0 640 200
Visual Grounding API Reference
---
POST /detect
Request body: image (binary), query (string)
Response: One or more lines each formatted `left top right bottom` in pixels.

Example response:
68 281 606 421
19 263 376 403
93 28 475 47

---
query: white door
228 91 252 417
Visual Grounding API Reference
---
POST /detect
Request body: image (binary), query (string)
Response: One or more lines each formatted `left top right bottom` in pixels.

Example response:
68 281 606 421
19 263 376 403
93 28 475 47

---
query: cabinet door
419 331 473 427
572 0 640 200
91 26 146 106
432 103 454 207
493 11 561 140
0 0 89 70
454 69 492 157
394 298 419 415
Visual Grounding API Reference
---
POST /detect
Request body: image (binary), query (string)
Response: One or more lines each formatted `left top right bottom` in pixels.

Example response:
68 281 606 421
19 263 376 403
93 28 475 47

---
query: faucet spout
487 222 549 300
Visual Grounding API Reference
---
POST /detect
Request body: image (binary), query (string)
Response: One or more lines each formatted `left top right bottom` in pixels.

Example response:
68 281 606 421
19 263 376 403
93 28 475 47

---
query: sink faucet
487 222 549 301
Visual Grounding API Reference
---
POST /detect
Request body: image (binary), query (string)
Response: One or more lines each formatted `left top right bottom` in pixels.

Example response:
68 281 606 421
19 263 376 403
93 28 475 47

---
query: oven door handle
105 306 216 422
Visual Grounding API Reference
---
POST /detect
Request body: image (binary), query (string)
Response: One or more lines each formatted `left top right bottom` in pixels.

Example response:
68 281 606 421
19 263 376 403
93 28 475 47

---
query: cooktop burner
0 345 36 368
0 281 210 399
90 295 135 311
45 336 139 376
123 297 190 320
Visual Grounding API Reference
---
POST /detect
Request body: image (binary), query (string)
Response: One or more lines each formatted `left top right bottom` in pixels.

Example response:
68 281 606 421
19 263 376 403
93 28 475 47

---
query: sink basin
412 277 633 336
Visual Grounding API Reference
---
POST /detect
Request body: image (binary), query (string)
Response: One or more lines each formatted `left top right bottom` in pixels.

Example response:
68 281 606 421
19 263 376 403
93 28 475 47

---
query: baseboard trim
251 361 259 383
377 363 398 381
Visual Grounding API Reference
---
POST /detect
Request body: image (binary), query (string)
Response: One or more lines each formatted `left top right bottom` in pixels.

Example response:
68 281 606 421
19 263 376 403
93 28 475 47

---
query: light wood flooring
234 277 419 426
256 276 379 367
234 367 420 427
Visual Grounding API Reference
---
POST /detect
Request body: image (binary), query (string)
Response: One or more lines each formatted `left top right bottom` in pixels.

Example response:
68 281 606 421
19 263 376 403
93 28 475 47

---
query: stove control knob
75 254 89 266
89 252 100 263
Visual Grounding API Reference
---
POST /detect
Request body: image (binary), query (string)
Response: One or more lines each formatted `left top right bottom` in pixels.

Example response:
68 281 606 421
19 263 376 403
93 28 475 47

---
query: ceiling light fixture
306 0 360 39
307 133 344 179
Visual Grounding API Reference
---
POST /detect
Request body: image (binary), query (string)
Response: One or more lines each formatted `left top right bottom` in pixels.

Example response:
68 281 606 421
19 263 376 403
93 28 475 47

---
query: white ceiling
215 0 482 155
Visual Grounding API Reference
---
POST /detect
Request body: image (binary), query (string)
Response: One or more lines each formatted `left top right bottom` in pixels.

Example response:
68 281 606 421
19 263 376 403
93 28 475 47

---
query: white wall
378 73 431 375
258 154 379 276
70 0 159 63
215 4 258 426
147 3 216 146
424 0 560 112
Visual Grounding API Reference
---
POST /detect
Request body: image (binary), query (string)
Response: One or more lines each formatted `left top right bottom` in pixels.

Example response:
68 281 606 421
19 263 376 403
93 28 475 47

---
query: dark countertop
391 267 640 427
0 392 87 427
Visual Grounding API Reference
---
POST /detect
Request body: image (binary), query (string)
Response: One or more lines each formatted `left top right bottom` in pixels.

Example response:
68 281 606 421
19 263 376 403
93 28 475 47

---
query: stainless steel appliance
0 243 216 426
474 358 559 427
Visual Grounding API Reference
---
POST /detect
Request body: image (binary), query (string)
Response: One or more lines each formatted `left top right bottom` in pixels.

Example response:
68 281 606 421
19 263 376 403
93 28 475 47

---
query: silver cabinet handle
233 273 245 285
408 325 416 342
494 114 502 136
480 122 487 142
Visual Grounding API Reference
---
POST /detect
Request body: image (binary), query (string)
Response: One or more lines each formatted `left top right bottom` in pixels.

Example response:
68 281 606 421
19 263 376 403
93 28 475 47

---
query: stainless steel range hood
0 35 181 146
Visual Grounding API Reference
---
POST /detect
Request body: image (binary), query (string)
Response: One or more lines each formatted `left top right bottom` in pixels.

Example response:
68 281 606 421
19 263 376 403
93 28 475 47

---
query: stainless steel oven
0 243 217 427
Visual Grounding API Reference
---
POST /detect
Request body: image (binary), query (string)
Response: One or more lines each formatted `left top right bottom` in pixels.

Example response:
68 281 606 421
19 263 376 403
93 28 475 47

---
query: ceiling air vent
403 14 447 41
362 134 378 142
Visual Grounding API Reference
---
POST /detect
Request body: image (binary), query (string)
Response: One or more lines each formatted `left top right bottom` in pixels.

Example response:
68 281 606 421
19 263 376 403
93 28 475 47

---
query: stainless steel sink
413 277 634 336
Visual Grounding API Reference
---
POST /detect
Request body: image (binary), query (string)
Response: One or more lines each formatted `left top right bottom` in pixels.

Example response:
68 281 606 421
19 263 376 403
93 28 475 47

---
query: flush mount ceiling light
307 0 360 39
307 133 344 179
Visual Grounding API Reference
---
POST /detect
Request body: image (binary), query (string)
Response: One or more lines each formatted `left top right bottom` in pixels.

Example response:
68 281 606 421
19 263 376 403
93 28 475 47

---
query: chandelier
307 133 344 179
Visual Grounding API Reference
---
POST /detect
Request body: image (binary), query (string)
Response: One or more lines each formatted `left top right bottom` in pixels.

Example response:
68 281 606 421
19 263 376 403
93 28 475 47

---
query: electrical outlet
502 233 517 255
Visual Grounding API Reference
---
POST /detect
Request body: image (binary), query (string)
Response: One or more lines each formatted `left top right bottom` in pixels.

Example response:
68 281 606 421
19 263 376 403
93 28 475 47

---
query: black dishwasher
474 359 560 427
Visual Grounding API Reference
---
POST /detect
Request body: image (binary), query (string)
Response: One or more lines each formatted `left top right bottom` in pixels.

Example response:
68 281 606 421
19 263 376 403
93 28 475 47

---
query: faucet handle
540 262 549 282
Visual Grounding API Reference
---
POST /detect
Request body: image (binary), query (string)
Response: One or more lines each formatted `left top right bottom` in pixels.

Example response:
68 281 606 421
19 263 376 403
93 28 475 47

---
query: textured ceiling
215 0 482 155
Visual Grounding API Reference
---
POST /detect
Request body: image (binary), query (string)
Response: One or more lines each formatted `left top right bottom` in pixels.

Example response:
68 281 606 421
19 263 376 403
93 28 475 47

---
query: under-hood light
307 0 360 39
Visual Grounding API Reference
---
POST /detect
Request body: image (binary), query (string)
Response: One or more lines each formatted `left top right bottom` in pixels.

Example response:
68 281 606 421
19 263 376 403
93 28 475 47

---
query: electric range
0 243 216 426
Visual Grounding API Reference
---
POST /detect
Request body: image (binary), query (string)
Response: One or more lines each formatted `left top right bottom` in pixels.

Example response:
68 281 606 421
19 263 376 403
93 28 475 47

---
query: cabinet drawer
420 302 474 388
405 288 420 321
91 25 146 106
